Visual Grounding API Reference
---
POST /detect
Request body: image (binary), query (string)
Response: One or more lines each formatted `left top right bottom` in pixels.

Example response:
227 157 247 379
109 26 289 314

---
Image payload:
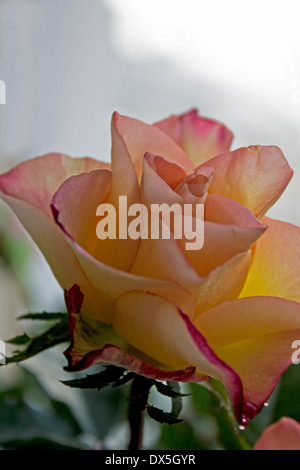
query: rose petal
53 216 194 322
113 112 194 180
177 212 266 277
131 156 253 313
194 251 252 316
0 153 108 318
112 290 244 422
195 296 300 421
0 152 110 215
254 418 300 450
51 167 140 272
155 109 234 165
64 284 205 383
203 146 293 217
240 217 300 303
110 112 141 208
145 152 191 190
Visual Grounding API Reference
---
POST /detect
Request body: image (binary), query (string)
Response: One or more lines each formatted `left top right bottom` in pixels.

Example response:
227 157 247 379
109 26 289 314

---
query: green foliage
61 366 126 390
0 368 91 450
272 364 300 422
3 308 298 450
4 315 70 365
185 380 251 450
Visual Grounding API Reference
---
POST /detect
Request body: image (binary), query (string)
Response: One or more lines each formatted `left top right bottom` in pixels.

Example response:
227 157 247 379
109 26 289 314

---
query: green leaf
0 368 83 445
147 405 183 425
112 372 135 387
61 366 126 390
272 364 300 422
189 380 251 450
3 316 70 365
155 381 190 399
1 436 89 450
18 312 68 321
6 334 30 345
155 421 209 450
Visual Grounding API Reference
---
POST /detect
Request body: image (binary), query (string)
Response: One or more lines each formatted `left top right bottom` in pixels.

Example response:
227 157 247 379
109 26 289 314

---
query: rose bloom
0 110 299 426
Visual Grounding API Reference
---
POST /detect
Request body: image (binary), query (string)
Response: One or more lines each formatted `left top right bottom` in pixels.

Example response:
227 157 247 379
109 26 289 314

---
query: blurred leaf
0 368 83 447
155 421 209 450
19 312 68 321
7 334 30 345
81 380 130 440
272 364 300 422
61 366 125 390
1 436 89 450
147 405 183 425
0 229 29 273
189 380 250 450
4 316 69 365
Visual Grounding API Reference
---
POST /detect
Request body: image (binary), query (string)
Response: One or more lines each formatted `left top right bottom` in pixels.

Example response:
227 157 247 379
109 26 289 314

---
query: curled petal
51 169 111 257
155 109 234 165
132 158 253 313
178 207 266 277
51 167 140 272
145 152 190 190
203 145 293 217
113 112 194 180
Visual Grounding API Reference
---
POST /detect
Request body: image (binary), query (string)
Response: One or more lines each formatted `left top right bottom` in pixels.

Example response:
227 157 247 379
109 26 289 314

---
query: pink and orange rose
1 109 299 426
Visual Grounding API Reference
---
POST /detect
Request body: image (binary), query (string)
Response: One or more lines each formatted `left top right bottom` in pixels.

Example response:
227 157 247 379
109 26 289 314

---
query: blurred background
0 0 299 450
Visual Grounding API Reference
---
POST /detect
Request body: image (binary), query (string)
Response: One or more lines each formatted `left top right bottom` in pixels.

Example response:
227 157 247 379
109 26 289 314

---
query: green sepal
147 405 184 425
61 366 126 390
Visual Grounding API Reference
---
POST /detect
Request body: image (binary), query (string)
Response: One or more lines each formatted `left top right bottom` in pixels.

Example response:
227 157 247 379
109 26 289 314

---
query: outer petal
254 418 300 450
0 153 110 215
64 285 205 383
203 146 293 217
0 153 109 317
51 168 140 272
240 217 300 303
195 296 300 421
112 290 244 422
113 112 194 180
155 109 234 166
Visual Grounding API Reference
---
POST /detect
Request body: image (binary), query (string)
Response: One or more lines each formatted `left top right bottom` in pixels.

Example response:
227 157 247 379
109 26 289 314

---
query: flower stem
128 375 153 451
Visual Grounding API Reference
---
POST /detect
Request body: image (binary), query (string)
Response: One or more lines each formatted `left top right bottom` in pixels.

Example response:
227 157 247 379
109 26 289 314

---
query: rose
0 109 299 426
254 418 300 450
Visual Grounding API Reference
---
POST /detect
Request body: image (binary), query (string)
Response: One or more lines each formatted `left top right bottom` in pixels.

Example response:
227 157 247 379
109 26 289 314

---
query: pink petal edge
63 285 260 426
63 284 205 383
